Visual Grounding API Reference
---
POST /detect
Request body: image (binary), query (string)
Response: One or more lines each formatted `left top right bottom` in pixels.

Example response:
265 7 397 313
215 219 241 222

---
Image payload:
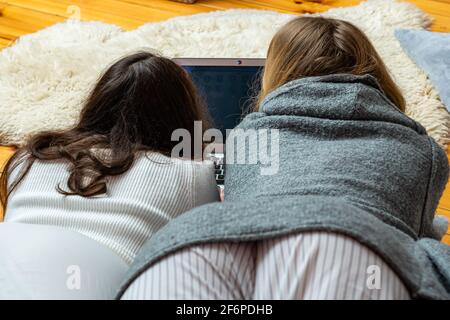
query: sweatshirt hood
260 73 425 134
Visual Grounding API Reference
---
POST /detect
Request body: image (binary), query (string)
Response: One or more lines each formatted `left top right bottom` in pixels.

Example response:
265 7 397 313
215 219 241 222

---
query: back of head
78 51 208 153
1 51 209 207
258 17 405 112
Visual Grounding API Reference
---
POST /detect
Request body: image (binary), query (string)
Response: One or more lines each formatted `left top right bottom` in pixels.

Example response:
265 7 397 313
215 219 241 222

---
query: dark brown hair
257 17 405 111
0 51 209 211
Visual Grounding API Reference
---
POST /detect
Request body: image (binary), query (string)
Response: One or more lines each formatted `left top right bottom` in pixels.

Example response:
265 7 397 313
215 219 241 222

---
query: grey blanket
117 74 450 299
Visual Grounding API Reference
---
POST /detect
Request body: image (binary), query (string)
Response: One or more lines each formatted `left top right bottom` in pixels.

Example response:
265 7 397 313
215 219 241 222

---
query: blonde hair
257 17 405 111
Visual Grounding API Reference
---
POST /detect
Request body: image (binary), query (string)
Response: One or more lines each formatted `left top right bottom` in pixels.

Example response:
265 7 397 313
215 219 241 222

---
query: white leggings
122 232 410 300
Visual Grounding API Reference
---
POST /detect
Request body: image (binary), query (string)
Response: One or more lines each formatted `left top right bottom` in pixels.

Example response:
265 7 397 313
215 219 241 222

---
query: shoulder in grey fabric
116 74 450 299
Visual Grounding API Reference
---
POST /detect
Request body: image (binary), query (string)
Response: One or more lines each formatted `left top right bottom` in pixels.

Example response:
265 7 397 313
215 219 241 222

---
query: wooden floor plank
0 36 13 48
293 0 450 31
0 146 14 172
118 0 234 14
444 235 450 245
437 148 450 237
0 4 64 40
438 147 450 214
1 0 449 45
406 0 450 32
424 0 450 4
0 146 15 220
194 0 302 12
3 0 179 29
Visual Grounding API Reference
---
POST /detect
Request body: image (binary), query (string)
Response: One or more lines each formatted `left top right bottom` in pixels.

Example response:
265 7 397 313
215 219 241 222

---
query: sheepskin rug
0 0 449 148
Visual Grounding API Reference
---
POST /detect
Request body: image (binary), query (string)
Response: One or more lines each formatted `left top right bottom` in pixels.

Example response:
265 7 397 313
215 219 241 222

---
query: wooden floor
0 0 449 243
0 0 450 48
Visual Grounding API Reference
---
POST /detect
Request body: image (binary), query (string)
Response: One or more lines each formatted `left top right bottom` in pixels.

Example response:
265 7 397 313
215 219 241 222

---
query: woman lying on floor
0 52 219 299
118 17 450 300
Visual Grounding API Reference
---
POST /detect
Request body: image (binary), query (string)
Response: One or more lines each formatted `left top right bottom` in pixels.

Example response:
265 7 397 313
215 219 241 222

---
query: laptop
174 58 265 187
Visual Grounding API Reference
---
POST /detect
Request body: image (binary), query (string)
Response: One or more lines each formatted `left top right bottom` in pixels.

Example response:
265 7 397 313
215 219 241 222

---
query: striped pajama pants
122 232 410 300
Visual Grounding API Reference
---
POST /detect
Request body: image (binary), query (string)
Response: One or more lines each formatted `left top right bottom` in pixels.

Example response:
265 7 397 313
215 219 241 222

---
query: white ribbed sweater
5 153 219 264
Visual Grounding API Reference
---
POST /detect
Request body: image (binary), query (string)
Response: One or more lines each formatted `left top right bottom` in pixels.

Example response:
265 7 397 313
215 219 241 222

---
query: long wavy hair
257 17 405 112
0 51 209 212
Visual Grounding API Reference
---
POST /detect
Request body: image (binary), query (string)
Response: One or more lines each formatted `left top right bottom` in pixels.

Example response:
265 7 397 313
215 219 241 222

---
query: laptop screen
183 65 263 133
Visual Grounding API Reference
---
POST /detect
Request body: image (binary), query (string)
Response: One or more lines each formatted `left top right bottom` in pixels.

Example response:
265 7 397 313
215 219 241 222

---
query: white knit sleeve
191 161 220 207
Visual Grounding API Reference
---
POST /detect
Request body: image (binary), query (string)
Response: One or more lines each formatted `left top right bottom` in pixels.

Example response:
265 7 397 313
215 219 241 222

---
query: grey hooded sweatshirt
117 74 450 299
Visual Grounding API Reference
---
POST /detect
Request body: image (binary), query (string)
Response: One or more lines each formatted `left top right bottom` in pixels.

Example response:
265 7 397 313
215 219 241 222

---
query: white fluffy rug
0 0 449 148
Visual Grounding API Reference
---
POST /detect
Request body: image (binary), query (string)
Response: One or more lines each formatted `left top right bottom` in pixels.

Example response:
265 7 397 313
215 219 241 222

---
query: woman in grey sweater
118 17 450 299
